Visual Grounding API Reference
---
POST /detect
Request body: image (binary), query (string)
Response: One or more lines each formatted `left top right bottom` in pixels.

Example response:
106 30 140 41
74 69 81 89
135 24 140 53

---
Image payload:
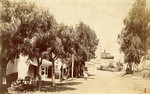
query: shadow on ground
42 81 82 86
87 73 95 79
57 81 82 86
40 81 82 92
41 86 76 92
8 81 81 93
88 74 95 76
88 77 95 79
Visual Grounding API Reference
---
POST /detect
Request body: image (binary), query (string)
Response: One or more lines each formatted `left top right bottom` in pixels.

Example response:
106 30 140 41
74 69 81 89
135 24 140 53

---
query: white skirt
84 72 88 77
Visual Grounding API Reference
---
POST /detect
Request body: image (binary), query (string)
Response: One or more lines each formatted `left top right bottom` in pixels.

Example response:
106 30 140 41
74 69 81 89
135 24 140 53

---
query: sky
27 0 137 61
1 0 149 61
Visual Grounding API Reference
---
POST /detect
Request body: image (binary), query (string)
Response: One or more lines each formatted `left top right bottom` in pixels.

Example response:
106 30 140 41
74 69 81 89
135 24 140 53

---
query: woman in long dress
84 67 88 80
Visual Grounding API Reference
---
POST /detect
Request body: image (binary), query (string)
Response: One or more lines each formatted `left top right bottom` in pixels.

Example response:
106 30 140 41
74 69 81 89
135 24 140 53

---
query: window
41 67 45 75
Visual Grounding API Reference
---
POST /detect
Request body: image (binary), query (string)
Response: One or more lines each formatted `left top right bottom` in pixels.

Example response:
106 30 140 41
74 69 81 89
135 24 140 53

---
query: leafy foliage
118 0 150 65
0 0 99 89
76 22 99 61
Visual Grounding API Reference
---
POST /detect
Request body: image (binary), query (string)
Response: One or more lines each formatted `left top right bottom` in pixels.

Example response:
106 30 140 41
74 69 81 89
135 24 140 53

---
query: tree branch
54 55 58 60
53 55 58 61
37 58 40 66
39 58 43 66
6 56 11 65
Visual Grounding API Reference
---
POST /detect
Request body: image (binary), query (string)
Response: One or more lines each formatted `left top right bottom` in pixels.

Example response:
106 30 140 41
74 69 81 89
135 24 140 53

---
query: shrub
118 67 123 71
108 62 114 68
140 70 150 78
138 60 150 78
100 65 103 70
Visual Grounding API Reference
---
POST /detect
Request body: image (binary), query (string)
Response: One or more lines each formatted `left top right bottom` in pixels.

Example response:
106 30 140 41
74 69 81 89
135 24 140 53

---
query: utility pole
71 54 74 80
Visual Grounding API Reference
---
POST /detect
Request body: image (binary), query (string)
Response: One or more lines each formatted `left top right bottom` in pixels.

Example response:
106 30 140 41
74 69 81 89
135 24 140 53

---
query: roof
41 59 52 66
28 59 52 67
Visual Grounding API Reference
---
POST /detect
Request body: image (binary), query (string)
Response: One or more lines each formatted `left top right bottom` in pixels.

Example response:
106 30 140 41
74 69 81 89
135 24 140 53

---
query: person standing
83 67 88 80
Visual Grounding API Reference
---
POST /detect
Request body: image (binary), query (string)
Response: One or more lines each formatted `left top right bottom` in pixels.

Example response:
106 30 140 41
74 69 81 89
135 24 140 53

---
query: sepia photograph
0 0 150 94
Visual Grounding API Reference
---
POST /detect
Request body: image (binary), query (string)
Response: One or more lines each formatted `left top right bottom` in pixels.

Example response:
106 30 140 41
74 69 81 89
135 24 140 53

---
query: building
6 54 63 84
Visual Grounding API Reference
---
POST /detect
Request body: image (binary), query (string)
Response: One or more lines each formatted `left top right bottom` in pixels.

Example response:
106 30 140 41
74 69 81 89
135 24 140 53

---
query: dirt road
23 65 150 94
55 65 150 94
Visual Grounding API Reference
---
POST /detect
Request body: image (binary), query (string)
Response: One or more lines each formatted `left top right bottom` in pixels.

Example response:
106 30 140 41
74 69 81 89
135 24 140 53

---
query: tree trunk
37 65 42 91
62 66 64 80
129 63 133 74
0 32 8 93
126 63 133 74
52 61 55 87
0 58 7 93
0 59 3 93
67 66 70 79
0 35 2 91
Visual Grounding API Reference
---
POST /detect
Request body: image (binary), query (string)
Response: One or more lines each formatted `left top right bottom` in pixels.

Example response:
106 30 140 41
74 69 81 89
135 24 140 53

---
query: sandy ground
18 65 150 94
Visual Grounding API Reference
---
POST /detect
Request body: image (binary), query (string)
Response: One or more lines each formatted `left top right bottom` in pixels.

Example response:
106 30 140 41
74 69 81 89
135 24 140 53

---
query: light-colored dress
84 71 88 78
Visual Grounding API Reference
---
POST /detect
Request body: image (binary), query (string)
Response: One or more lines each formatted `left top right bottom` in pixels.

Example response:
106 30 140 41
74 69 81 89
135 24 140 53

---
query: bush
137 70 150 78
108 62 114 68
138 60 150 78
100 65 103 70
117 67 123 71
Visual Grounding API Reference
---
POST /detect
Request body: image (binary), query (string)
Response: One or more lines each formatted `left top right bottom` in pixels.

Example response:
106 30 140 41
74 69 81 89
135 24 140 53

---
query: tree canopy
0 0 99 91
76 22 99 61
118 0 150 70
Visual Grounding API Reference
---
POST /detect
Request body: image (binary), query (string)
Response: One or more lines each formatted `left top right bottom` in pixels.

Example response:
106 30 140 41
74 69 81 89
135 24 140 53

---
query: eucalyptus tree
0 0 24 90
56 22 99 77
75 22 99 61
73 22 99 77
56 24 76 79
14 3 57 90
42 33 64 87
0 0 57 91
118 0 150 73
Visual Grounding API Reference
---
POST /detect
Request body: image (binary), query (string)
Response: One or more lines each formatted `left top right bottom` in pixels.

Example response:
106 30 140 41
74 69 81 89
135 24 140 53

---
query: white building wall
17 54 29 79
6 54 63 80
